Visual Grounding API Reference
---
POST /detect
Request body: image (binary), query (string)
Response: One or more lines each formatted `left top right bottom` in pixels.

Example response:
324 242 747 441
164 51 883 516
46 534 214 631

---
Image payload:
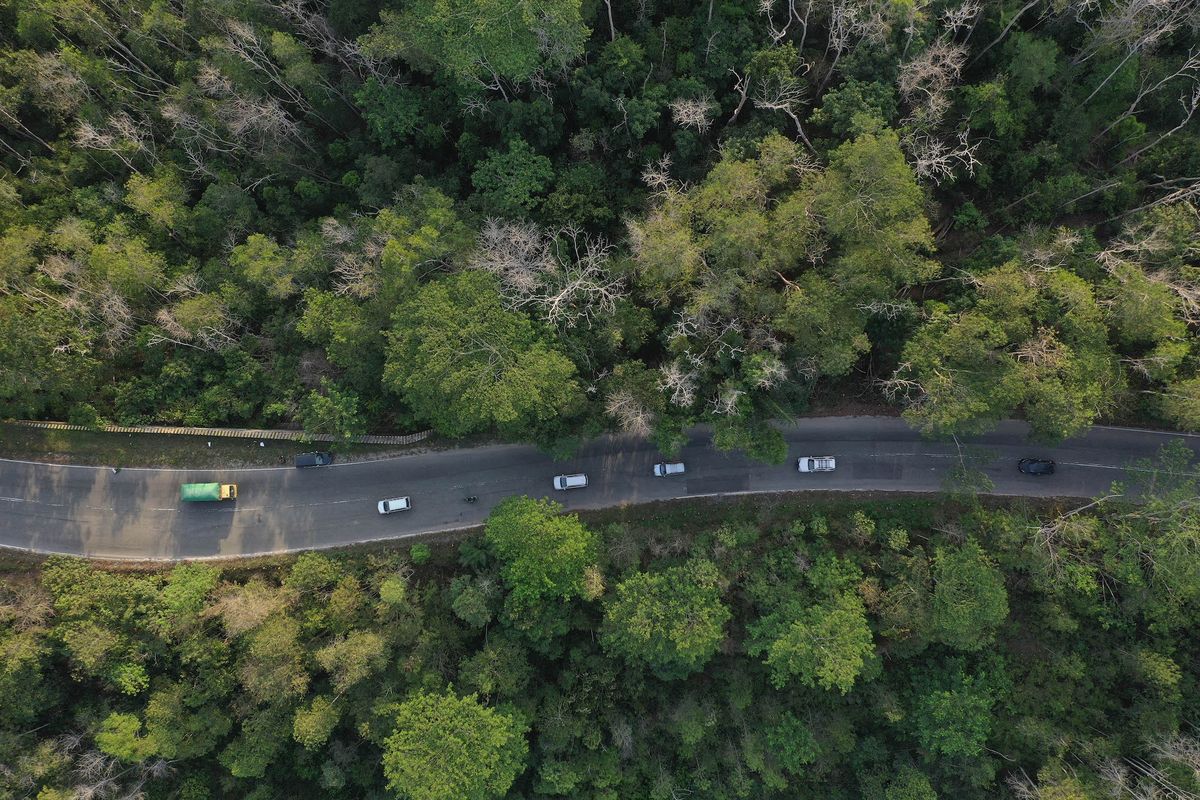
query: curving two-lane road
1 417 1196 560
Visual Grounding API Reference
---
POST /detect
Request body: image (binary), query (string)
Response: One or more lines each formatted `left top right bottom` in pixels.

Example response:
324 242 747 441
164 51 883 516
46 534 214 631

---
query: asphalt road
1 417 1196 560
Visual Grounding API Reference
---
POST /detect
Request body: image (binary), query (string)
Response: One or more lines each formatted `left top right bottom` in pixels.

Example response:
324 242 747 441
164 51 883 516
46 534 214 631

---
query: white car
377 496 412 514
797 456 836 473
553 473 588 490
653 462 686 477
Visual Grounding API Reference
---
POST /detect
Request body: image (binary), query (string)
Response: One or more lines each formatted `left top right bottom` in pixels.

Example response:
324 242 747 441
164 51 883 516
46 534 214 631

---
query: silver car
377 496 412 514
653 462 686 477
553 473 588 490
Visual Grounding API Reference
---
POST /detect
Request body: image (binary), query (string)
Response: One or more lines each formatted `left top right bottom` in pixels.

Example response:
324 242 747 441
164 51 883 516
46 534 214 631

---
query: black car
1017 458 1055 476
294 451 333 468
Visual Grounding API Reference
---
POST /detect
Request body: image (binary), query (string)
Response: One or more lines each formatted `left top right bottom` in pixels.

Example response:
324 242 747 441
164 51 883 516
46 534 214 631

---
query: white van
797 456 836 473
553 473 588 490
377 496 412 514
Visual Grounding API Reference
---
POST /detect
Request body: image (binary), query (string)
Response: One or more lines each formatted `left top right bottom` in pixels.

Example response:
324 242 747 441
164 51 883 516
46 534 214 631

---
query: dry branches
898 36 978 184
902 128 980 184
1074 0 1200 106
605 388 655 436
669 96 716 133
74 112 156 174
470 219 627 328
659 360 699 407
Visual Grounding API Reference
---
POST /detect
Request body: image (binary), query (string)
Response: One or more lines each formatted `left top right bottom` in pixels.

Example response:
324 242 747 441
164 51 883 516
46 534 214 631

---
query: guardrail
8 420 433 446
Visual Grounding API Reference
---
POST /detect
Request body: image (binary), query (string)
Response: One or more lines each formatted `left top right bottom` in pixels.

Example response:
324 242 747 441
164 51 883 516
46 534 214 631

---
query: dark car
1017 458 1055 476
294 451 333 468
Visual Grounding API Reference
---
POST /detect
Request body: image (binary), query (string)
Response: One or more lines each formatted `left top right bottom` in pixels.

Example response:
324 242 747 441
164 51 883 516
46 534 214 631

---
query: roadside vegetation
2 0 1200 462
2 445 1198 799
0 422 436 468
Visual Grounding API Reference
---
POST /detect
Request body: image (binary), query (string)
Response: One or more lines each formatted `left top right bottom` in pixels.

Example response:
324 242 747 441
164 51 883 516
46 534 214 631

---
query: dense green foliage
380 690 528 800
3 446 1200 798
2 0 1199 453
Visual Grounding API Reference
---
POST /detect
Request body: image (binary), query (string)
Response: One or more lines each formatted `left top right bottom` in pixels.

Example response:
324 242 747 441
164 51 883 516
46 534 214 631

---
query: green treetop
384 271 583 439
760 591 876 694
601 559 731 680
361 0 587 88
484 496 599 608
382 690 528 800
931 541 1010 651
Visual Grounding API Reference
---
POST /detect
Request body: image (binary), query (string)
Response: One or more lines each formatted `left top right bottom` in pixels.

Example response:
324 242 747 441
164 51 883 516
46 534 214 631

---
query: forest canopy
4 1 1200 797
1 0 1198 457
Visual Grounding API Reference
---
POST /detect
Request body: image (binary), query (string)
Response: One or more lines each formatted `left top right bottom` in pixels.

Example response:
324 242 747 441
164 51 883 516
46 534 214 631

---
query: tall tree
361 0 588 88
892 260 1120 441
382 691 528 800
0 297 97 418
601 559 731 680
484 496 600 608
757 591 876 694
931 541 1009 651
384 270 584 438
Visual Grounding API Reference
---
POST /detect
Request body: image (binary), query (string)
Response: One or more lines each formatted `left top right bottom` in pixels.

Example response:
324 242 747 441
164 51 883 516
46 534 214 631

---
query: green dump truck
180 482 238 502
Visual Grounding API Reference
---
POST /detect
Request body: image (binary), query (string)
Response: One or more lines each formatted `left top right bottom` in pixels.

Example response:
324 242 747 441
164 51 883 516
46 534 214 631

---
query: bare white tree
318 216 389 299
470 220 628 328
1149 734 1200 775
159 96 243 162
759 0 797 43
751 62 815 149
1123 351 1187 380
878 361 923 404
640 154 684 199
709 385 746 415
1107 747 1200 800
26 51 91 123
471 218 554 295
1025 228 1085 272
898 39 967 110
1119 176 1200 218
219 94 315 154
319 216 356 248
75 112 156 173
330 252 377 299
941 0 982 38
97 287 134 349
898 37 978 184
1097 201 1200 319
196 63 235 98
215 17 349 128
532 228 625 328
527 66 556 102
605 388 655 436
1013 328 1068 369
1098 757 1133 795
857 299 915 320
659 360 699 407
817 0 894 94
150 294 239 352
729 68 751 124
1118 84 1200 166
902 127 980 184
67 742 171 800
669 96 716 133
749 353 788 389
265 0 400 84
